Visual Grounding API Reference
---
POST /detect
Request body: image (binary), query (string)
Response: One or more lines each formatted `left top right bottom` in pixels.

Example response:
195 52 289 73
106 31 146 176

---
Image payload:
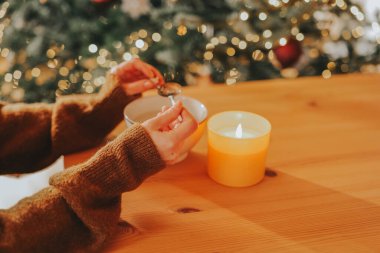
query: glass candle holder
207 111 271 187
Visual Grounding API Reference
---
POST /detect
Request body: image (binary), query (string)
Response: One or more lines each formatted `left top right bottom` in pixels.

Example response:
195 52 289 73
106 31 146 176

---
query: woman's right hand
142 102 198 165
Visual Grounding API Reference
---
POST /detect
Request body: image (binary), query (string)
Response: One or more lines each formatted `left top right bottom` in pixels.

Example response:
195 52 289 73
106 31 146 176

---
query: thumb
150 101 183 129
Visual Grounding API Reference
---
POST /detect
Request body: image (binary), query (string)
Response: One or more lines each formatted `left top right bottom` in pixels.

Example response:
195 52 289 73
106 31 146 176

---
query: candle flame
235 123 243 138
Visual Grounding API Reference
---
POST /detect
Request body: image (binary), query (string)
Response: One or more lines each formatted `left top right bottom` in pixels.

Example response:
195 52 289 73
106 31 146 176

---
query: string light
163 21 173 30
268 0 281 7
1 48 9 57
198 24 207 33
130 47 139 55
263 30 272 38
336 0 344 7
4 73 12 82
240 11 249 21
218 35 227 44
96 56 106 65
46 49 56 58
258 12 267 21
13 70 22 79
58 80 70 90
205 43 215 50
31 68 41 78
83 72 92 81
152 32 162 42
296 33 304 41
59 67 69 76
94 76 106 87
279 37 287 46
99 49 108 57
138 29 148 38
113 41 122 49
265 41 273 49
226 47 236 56
252 50 264 61
231 37 240 45
327 62 336 70
251 34 260 42
210 37 219 46
123 52 132 61
322 69 332 79
204 51 213 60
88 44 98 53
47 59 58 68
177 25 187 36
238 41 247 49
135 39 145 48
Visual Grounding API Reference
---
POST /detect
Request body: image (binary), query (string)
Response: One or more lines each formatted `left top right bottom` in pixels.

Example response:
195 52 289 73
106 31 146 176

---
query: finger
169 118 180 130
121 79 155 95
160 105 180 130
150 101 183 128
155 110 169 131
148 65 165 85
111 59 137 76
170 109 198 141
112 58 154 82
134 60 155 79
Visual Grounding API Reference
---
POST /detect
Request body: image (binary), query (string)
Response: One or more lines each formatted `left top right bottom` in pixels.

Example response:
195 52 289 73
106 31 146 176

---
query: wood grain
65 73 380 252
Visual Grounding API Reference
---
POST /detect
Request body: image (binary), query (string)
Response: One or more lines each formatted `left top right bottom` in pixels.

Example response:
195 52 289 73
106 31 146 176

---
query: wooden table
65 74 380 252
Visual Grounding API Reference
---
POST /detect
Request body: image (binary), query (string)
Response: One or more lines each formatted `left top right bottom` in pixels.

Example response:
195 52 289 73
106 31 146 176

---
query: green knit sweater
0 78 165 252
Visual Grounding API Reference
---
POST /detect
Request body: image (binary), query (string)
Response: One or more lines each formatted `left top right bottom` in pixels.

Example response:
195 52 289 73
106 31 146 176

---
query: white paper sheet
0 157 64 209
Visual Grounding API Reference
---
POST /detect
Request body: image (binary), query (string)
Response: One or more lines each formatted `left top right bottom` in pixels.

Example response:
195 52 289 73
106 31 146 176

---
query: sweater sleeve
0 124 165 253
0 74 138 175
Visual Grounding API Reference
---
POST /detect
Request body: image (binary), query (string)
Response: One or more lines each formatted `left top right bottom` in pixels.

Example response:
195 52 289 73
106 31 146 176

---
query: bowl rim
124 95 208 125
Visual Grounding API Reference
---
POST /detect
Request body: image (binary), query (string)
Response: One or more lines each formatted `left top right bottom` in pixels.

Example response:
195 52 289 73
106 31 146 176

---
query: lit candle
207 111 271 187
219 123 259 138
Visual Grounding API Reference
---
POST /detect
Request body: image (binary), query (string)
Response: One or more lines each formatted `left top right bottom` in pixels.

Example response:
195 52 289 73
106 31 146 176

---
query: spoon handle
169 95 176 106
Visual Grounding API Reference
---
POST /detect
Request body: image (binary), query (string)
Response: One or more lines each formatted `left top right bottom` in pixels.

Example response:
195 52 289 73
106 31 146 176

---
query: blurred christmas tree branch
0 0 379 103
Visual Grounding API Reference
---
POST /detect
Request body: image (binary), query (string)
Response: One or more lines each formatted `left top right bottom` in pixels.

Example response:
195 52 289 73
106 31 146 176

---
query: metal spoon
157 82 182 106
156 82 183 122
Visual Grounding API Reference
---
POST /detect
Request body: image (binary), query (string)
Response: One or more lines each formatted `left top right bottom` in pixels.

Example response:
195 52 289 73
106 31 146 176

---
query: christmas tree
0 0 379 103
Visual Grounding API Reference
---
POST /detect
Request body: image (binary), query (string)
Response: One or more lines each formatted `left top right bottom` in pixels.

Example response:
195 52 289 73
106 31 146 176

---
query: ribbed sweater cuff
100 123 166 194
50 124 165 199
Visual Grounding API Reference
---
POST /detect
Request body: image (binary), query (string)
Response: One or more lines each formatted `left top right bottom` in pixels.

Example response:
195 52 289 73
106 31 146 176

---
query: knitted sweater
0 77 165 252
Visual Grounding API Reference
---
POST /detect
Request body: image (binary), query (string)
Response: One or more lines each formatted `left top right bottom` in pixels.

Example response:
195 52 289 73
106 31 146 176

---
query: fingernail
150 77 159 84
144 81 151 87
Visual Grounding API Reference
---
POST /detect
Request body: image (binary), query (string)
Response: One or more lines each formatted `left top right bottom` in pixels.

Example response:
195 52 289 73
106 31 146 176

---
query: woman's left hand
111 58 165 95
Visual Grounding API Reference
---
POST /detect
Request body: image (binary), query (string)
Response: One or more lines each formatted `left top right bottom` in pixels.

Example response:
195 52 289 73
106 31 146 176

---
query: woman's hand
142 102 198 165
111 58 165 95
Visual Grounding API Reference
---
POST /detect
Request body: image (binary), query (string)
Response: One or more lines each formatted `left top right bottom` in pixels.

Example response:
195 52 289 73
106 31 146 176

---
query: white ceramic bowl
124 95 208 153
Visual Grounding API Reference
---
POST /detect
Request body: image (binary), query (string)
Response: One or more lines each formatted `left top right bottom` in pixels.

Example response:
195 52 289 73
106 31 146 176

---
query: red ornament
91 0 116 11
273 39 302 68
91 0 113 3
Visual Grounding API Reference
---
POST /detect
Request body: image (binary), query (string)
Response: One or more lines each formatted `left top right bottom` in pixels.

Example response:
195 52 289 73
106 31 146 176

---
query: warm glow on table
64 74 380 253
207 111 271 187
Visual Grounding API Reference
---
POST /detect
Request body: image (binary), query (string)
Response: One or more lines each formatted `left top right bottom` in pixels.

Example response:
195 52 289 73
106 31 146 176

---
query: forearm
0 124 165 252
0 102 56 174
0 188 97 253
0 75 137 175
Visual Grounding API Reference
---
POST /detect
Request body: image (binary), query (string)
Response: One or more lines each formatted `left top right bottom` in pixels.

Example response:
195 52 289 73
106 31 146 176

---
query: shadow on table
163 151 380 251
